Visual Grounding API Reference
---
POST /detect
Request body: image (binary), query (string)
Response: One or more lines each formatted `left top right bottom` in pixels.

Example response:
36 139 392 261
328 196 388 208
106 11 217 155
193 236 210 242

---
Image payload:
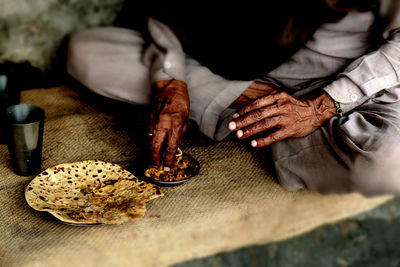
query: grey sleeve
144 18 186 83
324 0 400 113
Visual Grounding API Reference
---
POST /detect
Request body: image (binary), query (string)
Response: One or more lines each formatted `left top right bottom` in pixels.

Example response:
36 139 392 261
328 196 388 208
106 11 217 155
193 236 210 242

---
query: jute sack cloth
0 87 392 267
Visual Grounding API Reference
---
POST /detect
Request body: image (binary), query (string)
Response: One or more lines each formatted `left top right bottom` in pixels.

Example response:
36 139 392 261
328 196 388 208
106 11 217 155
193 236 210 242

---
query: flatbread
25 160 163 225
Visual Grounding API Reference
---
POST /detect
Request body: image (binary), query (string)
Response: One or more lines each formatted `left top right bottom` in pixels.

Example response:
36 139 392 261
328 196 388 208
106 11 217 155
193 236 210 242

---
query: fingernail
237 130 243 138
232 113 239 119
228 121 236 131
164 166 170 171
251 140 257 147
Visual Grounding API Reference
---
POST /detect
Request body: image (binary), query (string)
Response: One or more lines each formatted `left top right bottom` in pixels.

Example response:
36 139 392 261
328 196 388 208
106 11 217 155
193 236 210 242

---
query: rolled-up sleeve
144 18 186 83
324 0 400 113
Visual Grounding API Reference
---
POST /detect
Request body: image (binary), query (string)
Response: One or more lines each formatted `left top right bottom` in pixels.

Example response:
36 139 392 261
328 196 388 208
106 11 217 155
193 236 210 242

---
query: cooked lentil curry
144 148 199 182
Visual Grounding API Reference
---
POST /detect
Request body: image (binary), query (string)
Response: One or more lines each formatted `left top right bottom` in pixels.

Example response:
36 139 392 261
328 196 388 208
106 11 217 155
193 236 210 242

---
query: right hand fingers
163 123 185 168
150 128 167 167
150 115 186 168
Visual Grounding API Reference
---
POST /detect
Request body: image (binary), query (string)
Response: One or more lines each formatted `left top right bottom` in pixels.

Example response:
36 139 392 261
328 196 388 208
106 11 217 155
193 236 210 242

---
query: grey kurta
67 0 400 196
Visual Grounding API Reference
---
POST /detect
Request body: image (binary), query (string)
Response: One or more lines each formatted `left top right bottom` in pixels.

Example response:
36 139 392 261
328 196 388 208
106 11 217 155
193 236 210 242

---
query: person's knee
348 142 400 196
274 140 400 197
67 29 112 91
67 30 93 84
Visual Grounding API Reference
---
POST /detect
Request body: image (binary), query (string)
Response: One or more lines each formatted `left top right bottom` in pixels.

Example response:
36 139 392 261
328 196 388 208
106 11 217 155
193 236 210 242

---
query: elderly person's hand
148 79 190 169
228 86 336 147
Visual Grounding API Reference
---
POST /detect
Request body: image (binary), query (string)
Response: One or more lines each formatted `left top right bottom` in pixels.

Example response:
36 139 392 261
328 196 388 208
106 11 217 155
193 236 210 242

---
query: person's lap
67 27 400 195
273 99 400 195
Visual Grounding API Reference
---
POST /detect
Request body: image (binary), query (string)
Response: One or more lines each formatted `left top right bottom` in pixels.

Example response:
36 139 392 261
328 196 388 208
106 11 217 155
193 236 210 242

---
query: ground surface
175 197 400 267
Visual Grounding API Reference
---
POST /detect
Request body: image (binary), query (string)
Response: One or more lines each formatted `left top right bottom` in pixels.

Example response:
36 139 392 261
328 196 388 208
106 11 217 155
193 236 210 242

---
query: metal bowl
129 153 200 187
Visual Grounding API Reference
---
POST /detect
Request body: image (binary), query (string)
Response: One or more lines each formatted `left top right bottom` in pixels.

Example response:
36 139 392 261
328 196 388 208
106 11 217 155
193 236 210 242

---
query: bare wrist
311 93 336 122
154 79 187 91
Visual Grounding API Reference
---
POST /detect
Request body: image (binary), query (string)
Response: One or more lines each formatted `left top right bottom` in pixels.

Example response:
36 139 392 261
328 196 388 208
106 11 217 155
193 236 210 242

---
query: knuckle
242 108 252 116
276 92 287 100
253 109 264 120
150 145 160 154
166 146 177 154
156 122 169 131
237 118 246 127
156 121 170 130
172 119 183 128
273 116 282 125
151 138 164 149
243 127 252 136
253 98 262 107
241 105 251 115
256 139 266 147
280 91 288 97
257 96 270 107
159 113 171 121
281 103 291 111
261 119 270 129
242 117 251 126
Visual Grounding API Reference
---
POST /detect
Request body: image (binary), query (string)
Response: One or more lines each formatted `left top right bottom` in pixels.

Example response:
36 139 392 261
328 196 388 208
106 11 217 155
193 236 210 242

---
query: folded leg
67 27 152 105
272 99 400 196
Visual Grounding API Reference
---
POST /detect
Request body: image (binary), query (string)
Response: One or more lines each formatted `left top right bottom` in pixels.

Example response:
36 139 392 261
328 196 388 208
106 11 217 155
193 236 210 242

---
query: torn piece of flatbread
25 160 163 225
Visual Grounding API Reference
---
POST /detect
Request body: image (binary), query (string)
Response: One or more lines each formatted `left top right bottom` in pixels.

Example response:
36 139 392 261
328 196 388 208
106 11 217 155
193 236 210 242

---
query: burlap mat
0 87 392 267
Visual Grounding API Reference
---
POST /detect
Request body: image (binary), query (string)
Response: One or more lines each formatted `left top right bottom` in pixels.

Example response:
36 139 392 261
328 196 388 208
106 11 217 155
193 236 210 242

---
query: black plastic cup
6 104 45 176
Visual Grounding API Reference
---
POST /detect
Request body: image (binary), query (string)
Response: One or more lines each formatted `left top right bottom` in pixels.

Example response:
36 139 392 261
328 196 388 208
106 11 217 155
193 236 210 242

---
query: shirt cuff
147 17 187 84
323 76 369 114
151 49 186 83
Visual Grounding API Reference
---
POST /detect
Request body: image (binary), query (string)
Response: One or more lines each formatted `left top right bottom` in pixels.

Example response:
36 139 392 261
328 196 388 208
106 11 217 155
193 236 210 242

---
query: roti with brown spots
25 160 163 225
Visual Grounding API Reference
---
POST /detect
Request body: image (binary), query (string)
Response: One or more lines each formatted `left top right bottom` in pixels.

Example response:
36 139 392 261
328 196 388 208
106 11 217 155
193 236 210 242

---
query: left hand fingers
229 105 280 131
236 116 282 139
251 129 292 148
237 91 285 116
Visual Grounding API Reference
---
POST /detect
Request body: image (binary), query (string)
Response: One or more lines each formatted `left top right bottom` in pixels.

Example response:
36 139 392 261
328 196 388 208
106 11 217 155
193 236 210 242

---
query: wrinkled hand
229 89 336 147
148 80 190 168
